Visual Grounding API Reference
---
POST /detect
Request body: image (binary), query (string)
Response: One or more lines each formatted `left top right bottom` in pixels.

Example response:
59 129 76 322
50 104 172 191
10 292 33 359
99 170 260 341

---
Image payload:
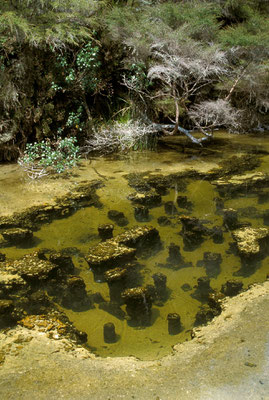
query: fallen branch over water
150 123 212 146
84 120 210 155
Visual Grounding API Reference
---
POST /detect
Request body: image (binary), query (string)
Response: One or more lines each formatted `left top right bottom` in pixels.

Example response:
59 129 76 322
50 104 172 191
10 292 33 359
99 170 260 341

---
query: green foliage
53 40 101 93
218 8 269 51
77 42 100 71
219 0 253 22
0 2 105 148
0 0 100 50
18 137 80 176
66 107 84 130
150 1 221 41
104 5 153 61
125 62 152 91
104 0 269 131
153 97 185 120
1 0 269 154
105 0 221 52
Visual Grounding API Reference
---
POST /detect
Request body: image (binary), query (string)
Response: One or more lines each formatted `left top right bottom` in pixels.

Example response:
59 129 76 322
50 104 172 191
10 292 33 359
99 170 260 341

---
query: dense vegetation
0 0 269 159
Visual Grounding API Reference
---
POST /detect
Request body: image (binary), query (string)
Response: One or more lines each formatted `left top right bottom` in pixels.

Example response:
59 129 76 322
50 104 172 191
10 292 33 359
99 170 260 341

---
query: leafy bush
18 137 80 179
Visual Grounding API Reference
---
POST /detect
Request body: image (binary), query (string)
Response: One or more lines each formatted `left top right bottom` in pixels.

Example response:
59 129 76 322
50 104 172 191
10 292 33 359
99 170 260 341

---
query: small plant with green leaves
53 40 101 93
66 106 84 131
18 137 80 179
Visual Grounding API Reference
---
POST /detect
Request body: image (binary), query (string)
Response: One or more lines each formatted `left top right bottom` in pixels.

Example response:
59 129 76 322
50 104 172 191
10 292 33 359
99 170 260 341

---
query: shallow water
1 132 269 360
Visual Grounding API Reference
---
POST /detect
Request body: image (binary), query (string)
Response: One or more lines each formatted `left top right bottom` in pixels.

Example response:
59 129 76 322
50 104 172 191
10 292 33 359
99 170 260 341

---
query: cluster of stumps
85 216 247 344
1 169 269 347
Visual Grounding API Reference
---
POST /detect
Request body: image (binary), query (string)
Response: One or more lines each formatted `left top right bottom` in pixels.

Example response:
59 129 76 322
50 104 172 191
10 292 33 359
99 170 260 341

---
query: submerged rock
213 171 269 197
258 189 269 204
180 216 210 233
104 267 127 283
145 284 157 302
5 254 60 281
98 224 114 241
151 183 169 196
107 210 129 227
180 216 210 250
194 306 218 326
0 299 14 315
221 280 243 297
127 190 162 208
194 281 224 323
122 287 152 324
210 226 224 244
126 172 187 197
65 276 86 294
180 216 223 250
90 292 105 304
60 277 92 310
134 206 149 222
124 174 151 193
197 252 222 278
207 292 225 313
104 267 128 302
25 290 52 315
48 252 75 274
164 201 178 216
163 243 192 270
107 210 123 219
181 283 192 292
223 208 239 230
116 225 160 250
176 196 193 211
232 227 269 258
217 154 261 176
1 228 33 244
157 216 172 226
152 272 167 301
146 176 171 196
238 206 261 219
86 241 136 270
0 272 26 295
192 277 214 302
197 276 212 292
167 313 181 335
103 322 117 343
167 243 183 265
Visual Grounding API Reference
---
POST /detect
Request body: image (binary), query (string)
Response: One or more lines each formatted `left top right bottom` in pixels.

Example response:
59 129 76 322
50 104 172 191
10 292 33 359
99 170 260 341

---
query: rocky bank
0 280 268 400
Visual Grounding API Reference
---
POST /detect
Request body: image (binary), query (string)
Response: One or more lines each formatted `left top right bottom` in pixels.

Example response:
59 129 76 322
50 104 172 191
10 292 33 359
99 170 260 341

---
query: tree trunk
81 91 94 133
